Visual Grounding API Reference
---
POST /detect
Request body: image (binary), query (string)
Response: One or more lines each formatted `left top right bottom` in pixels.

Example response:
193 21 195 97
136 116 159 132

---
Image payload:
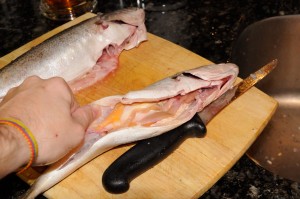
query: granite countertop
0 0 300 198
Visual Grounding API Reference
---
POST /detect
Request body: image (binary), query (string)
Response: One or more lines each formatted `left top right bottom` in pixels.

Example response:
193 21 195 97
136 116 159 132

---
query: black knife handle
102 114 206 194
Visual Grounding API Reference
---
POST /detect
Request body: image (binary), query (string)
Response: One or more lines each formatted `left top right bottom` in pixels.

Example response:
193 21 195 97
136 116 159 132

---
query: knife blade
199 59 277 124
102 60 277 194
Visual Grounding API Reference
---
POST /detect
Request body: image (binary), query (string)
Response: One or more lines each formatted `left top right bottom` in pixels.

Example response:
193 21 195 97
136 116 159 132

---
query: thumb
72 105 98 129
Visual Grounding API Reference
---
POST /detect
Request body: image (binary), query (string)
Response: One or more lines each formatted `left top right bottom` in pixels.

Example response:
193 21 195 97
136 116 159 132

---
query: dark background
0 0 300 198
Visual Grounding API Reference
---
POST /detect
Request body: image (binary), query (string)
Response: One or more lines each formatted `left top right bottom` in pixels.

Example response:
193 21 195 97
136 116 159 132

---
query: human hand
0 76 97 171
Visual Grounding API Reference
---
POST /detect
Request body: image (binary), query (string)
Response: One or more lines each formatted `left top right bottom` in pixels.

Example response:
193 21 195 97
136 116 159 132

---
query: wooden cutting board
0 13 277 199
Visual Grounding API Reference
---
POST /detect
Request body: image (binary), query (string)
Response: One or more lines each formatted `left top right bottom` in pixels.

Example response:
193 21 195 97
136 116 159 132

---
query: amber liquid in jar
44 0 87 9
40 0 97 21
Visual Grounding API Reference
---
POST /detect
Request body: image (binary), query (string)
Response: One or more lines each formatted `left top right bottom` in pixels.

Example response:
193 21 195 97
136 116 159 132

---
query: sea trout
0 8 147 99
24 63 238 198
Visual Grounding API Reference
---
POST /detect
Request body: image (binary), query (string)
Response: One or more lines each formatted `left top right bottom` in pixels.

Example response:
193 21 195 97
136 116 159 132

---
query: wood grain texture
0 13 278 199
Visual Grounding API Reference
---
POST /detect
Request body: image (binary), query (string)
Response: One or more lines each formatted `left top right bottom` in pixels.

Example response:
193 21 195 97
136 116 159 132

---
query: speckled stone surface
0 0 300 198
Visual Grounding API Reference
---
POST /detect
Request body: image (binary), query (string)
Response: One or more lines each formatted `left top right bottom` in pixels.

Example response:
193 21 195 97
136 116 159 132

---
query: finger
72 105 97 129
2 76 43 103
21 76 42 89
47 77 75 102
70 99 80 113
23 75 42 83
1 86 17 103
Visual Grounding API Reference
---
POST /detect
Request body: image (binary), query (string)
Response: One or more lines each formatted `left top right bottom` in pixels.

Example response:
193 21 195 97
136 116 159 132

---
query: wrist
0 124 30 178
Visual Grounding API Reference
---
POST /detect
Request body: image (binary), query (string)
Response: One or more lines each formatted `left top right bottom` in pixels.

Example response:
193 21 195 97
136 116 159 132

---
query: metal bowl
231 15 300 182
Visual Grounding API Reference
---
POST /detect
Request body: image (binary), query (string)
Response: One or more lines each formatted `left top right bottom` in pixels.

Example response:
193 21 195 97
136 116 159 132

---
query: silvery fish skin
0 8 147 98
24 63 238 198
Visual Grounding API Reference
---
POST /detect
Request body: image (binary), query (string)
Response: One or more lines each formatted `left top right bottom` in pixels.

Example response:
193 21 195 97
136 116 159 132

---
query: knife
102 60 277 194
